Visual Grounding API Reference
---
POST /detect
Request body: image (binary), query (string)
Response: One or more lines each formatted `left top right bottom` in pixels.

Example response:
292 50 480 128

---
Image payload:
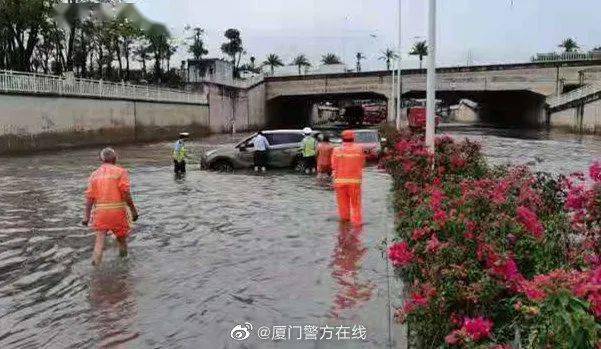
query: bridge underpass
403 90 547 126
266 92 388 128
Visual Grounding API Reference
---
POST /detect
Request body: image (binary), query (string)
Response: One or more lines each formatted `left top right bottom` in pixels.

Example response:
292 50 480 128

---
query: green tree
145 23 171 82
355 52 365 72
115 18 141 80
134 38 151 77
187 26 208 60
220 28 243 75
321 53 342 65
239 56 261 75
409 41 428 69
291 54 310 75
379 48 398 71
559 38 579 53
263 53 284 75
0 0 52 71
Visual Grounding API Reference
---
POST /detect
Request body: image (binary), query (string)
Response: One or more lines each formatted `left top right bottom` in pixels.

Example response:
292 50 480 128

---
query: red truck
407 106 442 132
342 103 388 125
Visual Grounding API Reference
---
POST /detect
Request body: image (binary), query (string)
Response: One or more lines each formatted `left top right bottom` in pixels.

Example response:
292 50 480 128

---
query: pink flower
411 227 431 241
462 317 493 341
429 188 444 210
445 332 460 345
516 206 544 239
589 161 601 182
445 317 493 345
388 242 414 268
404 181 420 195
565 185 585 211
426 234 447 254
518 280 547 301
450 154 466 169
402 160 415 172
433 210 448 227
486 251 524 284
464 221 477 240
492 180 510 205
395 139 412 153
403 283 437 313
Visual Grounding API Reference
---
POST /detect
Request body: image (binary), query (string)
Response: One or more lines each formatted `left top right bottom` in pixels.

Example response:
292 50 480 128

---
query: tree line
0 1 187 86
0 1 248 87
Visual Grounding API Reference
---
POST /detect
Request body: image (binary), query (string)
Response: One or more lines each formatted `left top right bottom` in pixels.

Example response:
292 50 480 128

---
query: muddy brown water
0 126 599 348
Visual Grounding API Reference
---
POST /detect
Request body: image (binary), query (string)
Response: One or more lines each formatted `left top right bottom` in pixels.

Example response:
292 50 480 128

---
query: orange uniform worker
83 147 139 266
331 130 366 226
316 133 334 176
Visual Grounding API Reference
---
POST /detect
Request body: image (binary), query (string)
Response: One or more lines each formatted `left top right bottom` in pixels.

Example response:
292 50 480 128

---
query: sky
131 0 601 71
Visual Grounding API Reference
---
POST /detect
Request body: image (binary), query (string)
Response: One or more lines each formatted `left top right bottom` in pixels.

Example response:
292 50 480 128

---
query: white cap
302 127 312 135
179 132 190 137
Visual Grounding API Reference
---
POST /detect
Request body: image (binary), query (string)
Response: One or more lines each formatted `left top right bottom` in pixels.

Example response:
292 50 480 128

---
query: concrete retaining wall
551 99 601 134
205 82 267 133
0 94 210 154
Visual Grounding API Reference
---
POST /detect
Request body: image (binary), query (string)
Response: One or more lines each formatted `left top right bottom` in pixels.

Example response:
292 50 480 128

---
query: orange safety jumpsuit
317 142 334 174
85 163 133 238
331 142 365 225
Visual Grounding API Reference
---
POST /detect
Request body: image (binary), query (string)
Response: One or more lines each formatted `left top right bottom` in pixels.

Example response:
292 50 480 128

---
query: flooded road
0 137 400 348
0 126 599 348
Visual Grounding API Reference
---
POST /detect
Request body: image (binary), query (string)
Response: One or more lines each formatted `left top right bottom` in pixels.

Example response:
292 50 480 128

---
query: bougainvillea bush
380 129 600 348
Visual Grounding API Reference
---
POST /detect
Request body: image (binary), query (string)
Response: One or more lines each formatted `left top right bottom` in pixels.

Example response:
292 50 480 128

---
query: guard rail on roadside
0 70 207 104
546 80 601 110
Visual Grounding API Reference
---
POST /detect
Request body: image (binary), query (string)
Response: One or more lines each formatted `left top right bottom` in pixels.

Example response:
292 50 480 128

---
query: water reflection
330 222 374 318
88 261 139 347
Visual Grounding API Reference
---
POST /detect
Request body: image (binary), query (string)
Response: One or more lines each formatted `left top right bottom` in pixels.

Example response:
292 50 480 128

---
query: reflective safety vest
301 136 317 157
331 143 365 185
85 163 132 234
173 140 187 162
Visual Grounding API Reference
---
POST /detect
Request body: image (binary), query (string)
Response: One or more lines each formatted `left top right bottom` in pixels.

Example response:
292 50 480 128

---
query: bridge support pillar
387 96 396 124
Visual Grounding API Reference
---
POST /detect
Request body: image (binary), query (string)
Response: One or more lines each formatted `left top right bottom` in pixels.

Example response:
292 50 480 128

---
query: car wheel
212 159 234 173
293 157 305 173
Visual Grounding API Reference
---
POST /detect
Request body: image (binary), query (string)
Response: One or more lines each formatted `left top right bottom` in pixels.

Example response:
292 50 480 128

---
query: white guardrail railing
0 70 207 104
547 80 601 109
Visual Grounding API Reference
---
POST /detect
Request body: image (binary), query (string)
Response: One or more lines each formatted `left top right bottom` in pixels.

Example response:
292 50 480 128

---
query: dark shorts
304 156 317 169
174 160 186 173
254 150 268 167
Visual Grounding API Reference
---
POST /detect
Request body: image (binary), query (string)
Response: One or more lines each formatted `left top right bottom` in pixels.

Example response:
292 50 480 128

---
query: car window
266 133 303 145
240 136 255 148
354 132 378 143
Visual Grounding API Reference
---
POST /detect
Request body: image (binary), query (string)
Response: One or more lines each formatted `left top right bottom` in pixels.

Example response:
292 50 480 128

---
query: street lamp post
391 58 396 124
396 0 403 130
425 0 437 151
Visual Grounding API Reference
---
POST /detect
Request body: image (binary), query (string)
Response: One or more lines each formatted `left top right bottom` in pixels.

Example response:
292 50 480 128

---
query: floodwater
0 125 599 349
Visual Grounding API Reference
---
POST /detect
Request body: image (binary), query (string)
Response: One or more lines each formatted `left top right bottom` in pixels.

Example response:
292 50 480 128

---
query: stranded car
351 129 383 161
201 129 319 171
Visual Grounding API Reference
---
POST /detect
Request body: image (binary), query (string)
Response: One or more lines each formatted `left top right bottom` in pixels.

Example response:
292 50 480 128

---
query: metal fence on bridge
0 70 207 104
546 80 601 110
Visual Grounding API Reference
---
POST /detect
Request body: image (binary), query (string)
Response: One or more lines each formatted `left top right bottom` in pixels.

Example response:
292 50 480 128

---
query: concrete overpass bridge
261 60 601 128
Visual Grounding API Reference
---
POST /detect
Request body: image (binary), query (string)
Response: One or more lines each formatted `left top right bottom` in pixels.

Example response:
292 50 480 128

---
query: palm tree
379 48 398 71
321 53 342 65
355 52 365 72
409 41 428 69
291 54 311 75
559 38 579 53
263 53 284 75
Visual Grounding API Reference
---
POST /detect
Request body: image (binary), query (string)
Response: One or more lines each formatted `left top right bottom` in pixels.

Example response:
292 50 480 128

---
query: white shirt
252 134 270 151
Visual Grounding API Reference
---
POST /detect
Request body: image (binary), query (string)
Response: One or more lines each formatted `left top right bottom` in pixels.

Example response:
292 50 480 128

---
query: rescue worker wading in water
331 130 366 226
316 133 334 178
173 132 189 175
83 148 139 266
301 127 317 174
